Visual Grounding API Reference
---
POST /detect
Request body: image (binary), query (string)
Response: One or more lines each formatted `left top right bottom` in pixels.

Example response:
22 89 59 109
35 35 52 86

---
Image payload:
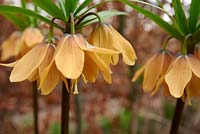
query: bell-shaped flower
132 50 173 93
54 33 119 85
15 27 44 56
88 23 137 65
0 27 44 61
0 43 64 95
164 54 200 98
0 31 21 61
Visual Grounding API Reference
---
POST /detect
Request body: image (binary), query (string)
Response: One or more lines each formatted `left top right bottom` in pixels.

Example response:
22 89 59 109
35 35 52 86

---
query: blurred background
0 0 200 134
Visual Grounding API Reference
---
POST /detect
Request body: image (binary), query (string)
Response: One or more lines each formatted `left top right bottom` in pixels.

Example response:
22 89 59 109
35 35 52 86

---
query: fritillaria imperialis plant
121 0 200 133
0 0 136 133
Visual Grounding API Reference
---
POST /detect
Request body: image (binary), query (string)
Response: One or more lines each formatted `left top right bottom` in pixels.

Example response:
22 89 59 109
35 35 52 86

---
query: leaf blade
121 0 183 40
172 0 188 34
0 5 63 30
188 0 200 33
32 0 65 20
74 0 92 15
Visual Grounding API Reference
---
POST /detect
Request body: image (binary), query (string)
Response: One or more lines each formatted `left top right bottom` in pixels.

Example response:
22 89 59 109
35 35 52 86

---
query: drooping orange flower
0 42 64 95
0 31 21 61
0 33 119 95
15 27 44 56
0 27 44 61
163 54 200 98
54 33 119 84
88 23 137 65
132 50 173 93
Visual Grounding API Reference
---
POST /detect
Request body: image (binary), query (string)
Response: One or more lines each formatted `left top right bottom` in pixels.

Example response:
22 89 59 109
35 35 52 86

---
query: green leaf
65 0 79 15
2 13 28 30
120 0 183 40
74 0 92 15
32 0 65 20
188 0 200 33
76 10 127 29
0 5 63 30
58 0 68 20
172 0 188 34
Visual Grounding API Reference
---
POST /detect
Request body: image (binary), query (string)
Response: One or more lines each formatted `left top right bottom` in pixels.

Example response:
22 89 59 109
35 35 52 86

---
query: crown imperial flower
88 23 137 65
132 50 172 93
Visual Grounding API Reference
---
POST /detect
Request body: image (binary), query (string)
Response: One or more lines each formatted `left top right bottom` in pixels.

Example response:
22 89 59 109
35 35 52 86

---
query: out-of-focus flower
0 31 21 61
194 45 200 60
132 50 173 93
88 23 137 65
15 27 44 56
0 27 44 61
164 54 200 98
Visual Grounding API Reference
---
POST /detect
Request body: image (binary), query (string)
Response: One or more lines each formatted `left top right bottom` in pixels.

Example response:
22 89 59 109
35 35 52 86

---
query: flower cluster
132 48 200 104
1 24 137 95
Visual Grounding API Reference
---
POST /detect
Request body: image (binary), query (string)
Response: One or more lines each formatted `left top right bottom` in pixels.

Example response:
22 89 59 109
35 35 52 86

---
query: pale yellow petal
131 66 145 82
39 45 55 75
28 69 39 82
82 52 99 83
161 51 173 75
55 36 84 79
111 54 119 65
186 54 200 78
165 56 192 98
14 37 29 57
1 32 21 61
143 53 164 92
151 74 165 96
40 63 60 95
187 75 200 97
163 82 171 96
87 52 112 84
110 26 137 65
75 34 119 54
60 76 69 92
23 27 44 47
10 44 48 82
88 24 115 65
0 60 18 67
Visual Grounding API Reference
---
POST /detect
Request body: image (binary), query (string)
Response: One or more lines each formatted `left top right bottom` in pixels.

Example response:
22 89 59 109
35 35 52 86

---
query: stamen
73 83 79 95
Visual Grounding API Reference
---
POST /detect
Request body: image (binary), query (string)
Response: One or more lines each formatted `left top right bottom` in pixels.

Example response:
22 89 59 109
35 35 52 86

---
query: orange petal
39 45 55 76
111 54 119 65
28 69 39 82
187 75 200 97
165 56 192 98
143 53 164 92
82 53 99 83
163 82 171 96
75 34 119 54
39 63 60 95
161 51 173 75
131 66 145 82
10 44 48 82
151 74 165 96
109 26 137 65
87 52 112 84
23 27 44 47
1 32 21 61
0 60 18 67
186 54 200 78
55 35 84 79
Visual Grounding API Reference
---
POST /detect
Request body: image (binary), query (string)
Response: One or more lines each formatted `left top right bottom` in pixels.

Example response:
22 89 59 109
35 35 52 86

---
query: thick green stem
33 81 39 134
61 80 70 134
170 98 185 134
